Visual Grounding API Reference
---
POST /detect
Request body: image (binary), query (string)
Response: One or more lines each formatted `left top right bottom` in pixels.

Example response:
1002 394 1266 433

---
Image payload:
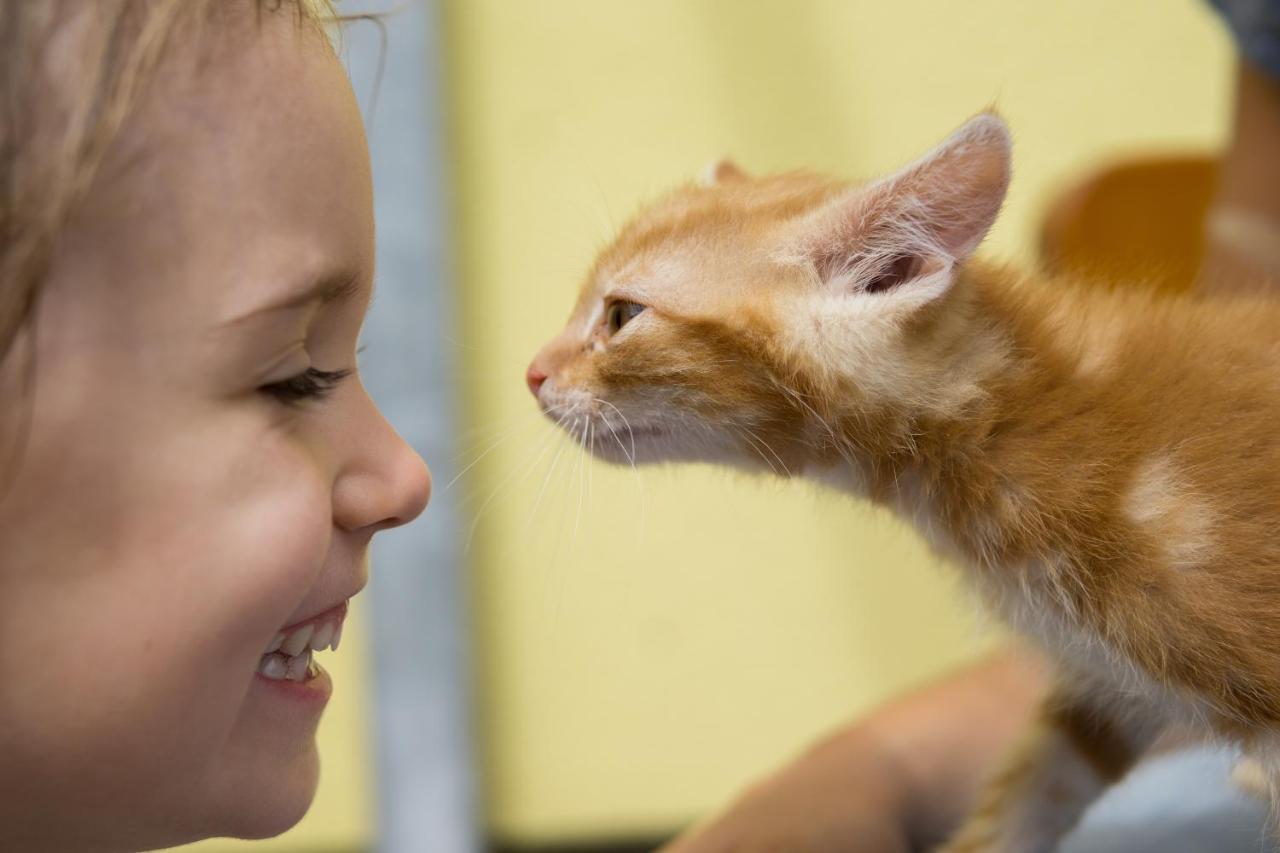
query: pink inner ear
795 113 1012 290
863 254 921 294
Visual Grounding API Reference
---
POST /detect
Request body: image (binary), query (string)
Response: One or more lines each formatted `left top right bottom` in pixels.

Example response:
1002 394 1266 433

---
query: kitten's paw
931 824 998 845
932 823 1012 853
932 832 995 853
935 833 1054 853
1232 756 1268 799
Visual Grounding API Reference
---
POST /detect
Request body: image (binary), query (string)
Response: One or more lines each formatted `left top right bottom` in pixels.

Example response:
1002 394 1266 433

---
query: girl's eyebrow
225 268 365 327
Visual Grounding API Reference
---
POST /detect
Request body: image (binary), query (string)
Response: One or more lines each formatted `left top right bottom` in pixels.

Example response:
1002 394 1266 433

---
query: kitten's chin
580 424 753 469
581 423 672 466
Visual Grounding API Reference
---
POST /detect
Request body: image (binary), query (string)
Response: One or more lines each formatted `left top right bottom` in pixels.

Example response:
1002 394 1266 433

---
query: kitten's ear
701 158 748 186
788 113 1011 298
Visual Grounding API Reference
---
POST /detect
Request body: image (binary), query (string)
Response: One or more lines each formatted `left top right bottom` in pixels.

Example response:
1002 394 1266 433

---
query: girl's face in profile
0 7 430 851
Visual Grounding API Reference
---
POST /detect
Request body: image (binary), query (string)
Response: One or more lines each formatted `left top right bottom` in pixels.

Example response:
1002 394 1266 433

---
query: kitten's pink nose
526 363 548 397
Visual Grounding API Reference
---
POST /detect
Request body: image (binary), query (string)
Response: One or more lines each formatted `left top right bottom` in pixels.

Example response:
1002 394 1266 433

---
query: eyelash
261 367 353 405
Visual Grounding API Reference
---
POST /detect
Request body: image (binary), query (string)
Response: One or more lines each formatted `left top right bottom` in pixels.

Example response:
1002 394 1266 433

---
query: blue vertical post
341 3 480 851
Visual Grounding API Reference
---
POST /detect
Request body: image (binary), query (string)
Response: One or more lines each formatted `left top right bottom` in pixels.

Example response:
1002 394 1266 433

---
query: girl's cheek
0 461 331 792
214 439 334 653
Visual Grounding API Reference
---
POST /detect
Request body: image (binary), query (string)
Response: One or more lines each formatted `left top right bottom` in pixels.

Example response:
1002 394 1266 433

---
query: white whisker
586 420 596 507
446 413 544 492
527 422 573 534
464 422 563 552
734 425 779 475
595 398 637 465
571 415 588 542
742 423 792 477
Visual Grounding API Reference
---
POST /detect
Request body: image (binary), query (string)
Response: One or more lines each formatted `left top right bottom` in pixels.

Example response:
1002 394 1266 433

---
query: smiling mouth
256 601 347 683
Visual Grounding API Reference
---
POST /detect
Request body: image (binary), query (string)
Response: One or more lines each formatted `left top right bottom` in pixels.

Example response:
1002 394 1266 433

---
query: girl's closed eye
261 366 353 405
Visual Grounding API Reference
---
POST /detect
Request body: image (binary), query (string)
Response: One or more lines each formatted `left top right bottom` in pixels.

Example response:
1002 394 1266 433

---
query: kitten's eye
606 300 646 336
260 367 353 406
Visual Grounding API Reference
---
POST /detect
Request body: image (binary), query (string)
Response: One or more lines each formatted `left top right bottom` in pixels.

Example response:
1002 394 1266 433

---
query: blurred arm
1201 58 1280 292
661 646 1048 853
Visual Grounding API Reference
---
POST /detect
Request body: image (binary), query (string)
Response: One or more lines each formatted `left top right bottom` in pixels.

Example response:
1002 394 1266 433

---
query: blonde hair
0 0 337 363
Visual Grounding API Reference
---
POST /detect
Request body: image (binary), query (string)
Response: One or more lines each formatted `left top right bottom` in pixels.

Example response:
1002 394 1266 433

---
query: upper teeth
263 615 343 657
257 612 344 682
312 622 335 651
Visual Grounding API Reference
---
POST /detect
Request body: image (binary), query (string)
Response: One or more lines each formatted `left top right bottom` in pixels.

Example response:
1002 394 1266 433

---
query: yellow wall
446 0 1232 844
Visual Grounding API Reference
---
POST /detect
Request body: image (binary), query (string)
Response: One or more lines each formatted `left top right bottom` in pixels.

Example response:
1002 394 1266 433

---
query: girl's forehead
64 9 373 327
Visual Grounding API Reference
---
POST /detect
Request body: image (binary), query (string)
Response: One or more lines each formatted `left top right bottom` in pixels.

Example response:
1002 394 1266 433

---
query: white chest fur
975 559 1207 731
812 460 1209 730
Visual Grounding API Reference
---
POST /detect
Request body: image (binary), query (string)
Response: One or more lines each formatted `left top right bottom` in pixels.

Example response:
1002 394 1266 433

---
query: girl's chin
212 759 321 842
203 729 323 842
199 664 333 841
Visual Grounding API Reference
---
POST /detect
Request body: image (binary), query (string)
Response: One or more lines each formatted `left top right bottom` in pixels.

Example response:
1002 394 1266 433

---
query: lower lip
252 661 333 711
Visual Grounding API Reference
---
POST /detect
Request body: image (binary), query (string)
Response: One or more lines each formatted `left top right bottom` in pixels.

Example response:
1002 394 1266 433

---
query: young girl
0 2 431 850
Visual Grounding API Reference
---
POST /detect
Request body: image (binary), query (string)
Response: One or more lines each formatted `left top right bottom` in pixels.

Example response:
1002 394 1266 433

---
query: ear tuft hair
785 112 1012 299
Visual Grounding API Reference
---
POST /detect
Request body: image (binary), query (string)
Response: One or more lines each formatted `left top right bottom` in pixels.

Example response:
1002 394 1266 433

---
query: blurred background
182 1 1231 851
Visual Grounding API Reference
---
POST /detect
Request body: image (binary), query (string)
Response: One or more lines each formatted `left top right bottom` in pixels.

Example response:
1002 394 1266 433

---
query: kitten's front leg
936 689 1159 853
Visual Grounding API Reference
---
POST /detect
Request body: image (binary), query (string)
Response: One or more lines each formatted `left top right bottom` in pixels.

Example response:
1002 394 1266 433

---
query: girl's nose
526 363 547 397
333 397 432 534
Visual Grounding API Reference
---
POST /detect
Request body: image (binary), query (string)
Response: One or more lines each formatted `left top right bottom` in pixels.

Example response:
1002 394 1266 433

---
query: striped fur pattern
527 114 1280 850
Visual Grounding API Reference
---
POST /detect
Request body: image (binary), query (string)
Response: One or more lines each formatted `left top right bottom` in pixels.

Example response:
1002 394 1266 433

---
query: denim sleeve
1210 0 1280 79
1060 746 1273 853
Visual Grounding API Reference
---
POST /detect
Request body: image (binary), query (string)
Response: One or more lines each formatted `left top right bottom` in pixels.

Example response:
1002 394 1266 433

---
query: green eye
606 300 646 335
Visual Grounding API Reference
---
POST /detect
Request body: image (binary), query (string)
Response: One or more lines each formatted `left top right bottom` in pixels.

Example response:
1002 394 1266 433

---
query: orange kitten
526 114 1280 850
